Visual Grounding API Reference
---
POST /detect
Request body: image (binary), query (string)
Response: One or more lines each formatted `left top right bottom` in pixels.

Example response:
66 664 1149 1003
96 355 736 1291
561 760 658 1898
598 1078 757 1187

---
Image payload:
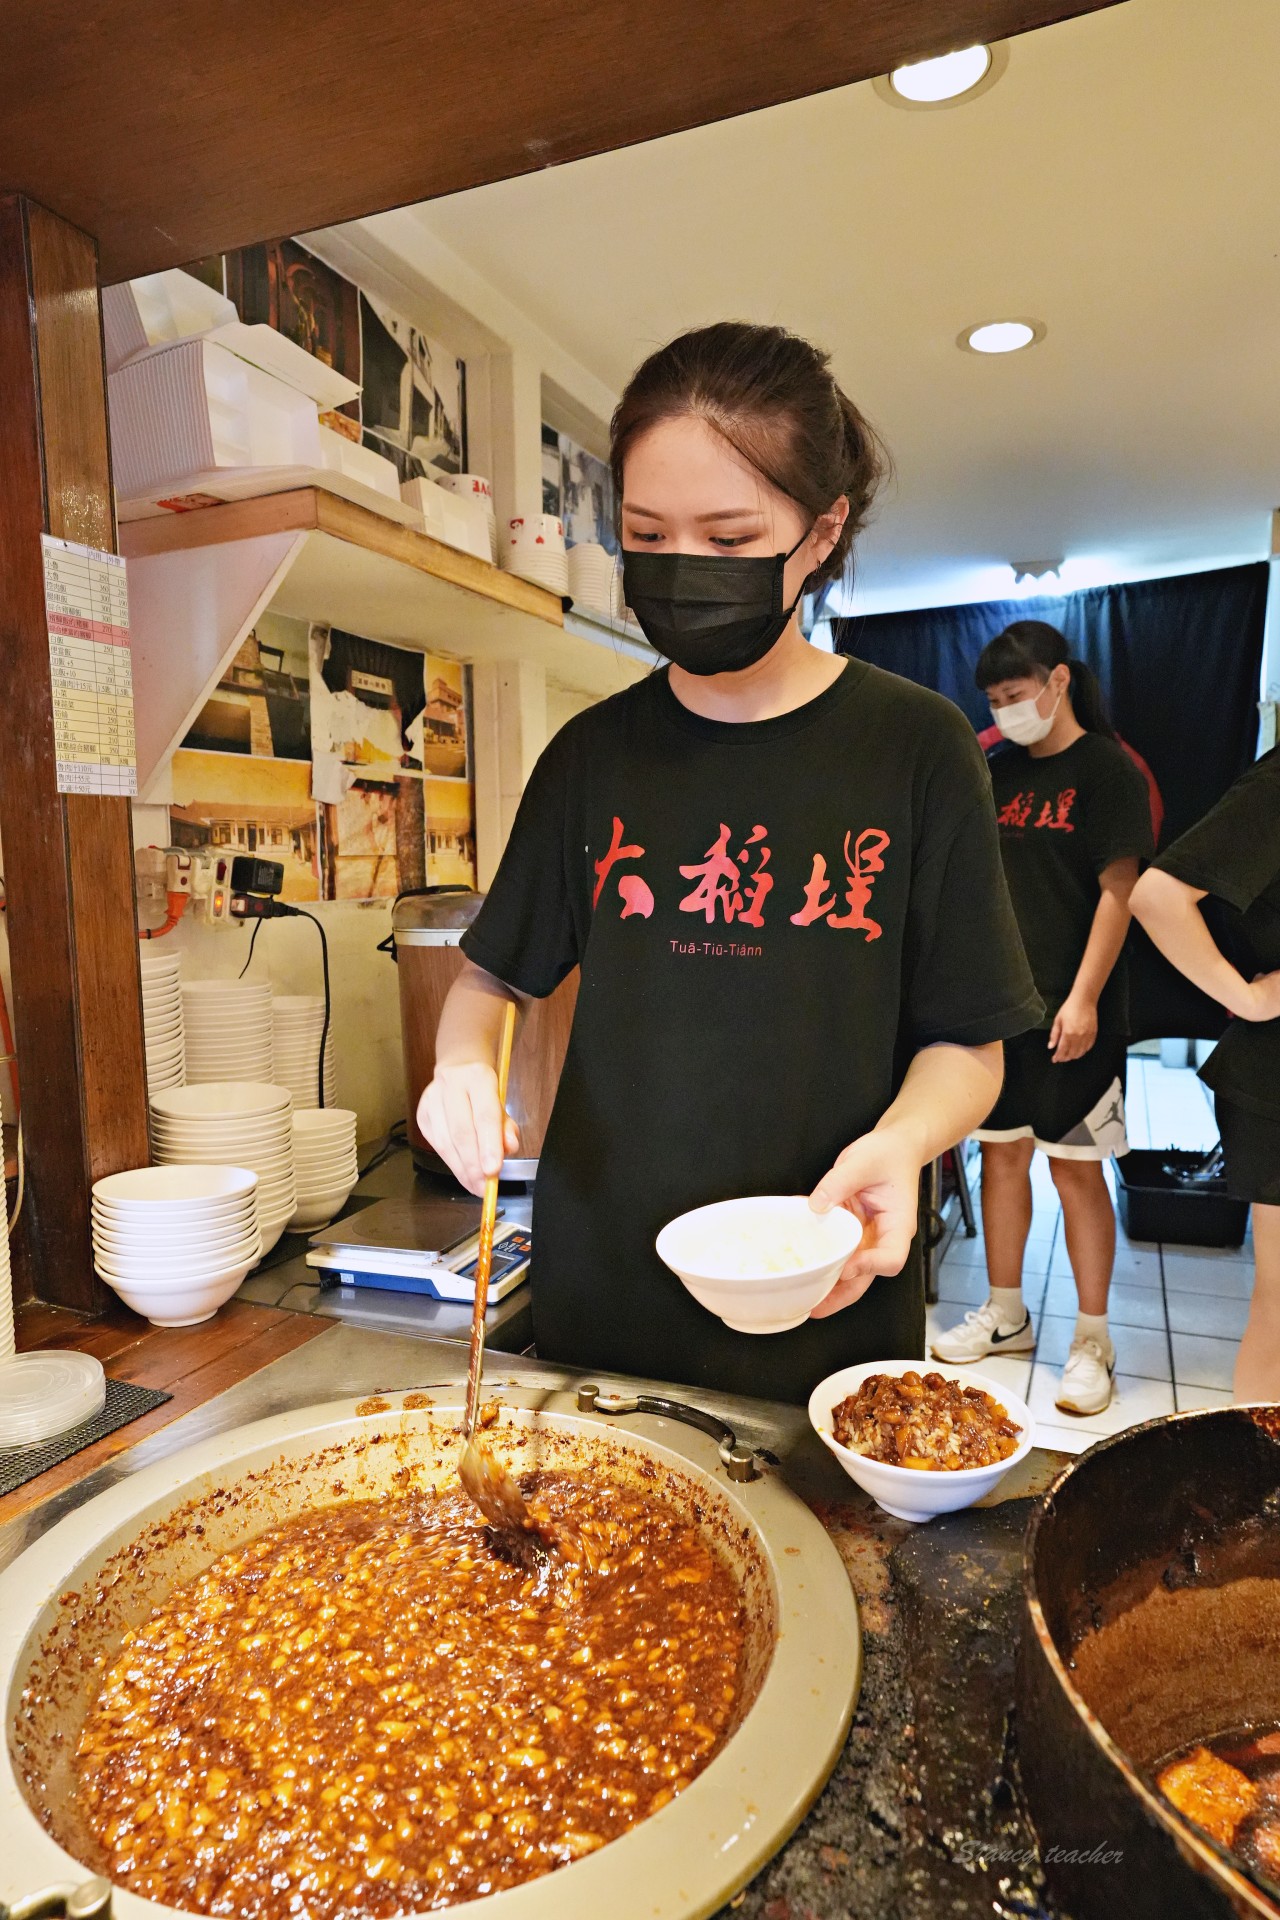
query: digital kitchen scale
306 1195 530 1300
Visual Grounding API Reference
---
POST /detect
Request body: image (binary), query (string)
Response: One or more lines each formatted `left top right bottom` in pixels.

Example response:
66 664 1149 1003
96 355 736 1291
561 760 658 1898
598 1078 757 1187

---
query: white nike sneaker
931 1299 1035 1363
1055 1335 1116 1416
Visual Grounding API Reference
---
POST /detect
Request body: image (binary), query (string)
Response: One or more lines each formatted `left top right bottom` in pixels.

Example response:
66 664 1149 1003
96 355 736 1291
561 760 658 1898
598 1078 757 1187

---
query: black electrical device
228 856 331 1112
229 856 285 897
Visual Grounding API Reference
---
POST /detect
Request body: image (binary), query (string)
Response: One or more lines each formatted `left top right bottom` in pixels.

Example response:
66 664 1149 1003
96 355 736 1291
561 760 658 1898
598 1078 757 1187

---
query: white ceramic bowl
289 1195 353 1231
655 1195 863 1334
93 1214 258 1253
808 1358 1036 1523
94 1237 261 1281
99 1264 254 1327
94 1166 259 1207
151 1083 289 1119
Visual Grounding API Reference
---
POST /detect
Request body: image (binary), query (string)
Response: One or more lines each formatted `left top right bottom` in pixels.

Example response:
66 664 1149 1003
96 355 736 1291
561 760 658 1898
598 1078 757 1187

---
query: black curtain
834 563 1269 1041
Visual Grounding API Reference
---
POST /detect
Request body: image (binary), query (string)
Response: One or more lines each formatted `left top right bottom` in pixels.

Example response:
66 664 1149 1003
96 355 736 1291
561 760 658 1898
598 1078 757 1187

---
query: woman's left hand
807 1126 921 1316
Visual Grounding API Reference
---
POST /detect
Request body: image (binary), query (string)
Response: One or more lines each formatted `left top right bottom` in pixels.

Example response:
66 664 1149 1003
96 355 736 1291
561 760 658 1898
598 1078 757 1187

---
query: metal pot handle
1 1880 112 1920
576 1384 763 1481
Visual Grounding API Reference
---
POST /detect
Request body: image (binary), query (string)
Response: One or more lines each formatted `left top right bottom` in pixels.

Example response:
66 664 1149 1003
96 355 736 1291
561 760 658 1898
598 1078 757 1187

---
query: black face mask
621 530 812 676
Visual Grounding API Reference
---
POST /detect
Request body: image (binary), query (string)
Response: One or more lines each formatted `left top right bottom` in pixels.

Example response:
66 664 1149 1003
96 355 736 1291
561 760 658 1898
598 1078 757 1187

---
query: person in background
1129 745 1280 1399
417 321 1041 1405
933 621 1153 1416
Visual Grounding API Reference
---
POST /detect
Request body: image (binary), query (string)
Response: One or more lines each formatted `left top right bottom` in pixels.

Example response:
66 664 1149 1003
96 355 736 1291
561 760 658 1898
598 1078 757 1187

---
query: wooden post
0 195 149 1313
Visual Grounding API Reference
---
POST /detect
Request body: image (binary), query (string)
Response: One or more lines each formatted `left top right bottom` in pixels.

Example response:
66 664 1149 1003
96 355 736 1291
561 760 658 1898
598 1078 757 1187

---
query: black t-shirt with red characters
988 733 1154 1037
461 661 1040 1404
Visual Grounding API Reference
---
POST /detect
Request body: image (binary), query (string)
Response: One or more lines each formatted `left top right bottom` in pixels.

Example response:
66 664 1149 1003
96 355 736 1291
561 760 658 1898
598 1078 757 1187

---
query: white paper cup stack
434 472 497 562
289 1108 360 1231
140 948 185 1093
181 980 273 1083
91 1164 262 1327
149 1083 296 1256
272 995 336 1110
568 542 618 616
503 514 568 595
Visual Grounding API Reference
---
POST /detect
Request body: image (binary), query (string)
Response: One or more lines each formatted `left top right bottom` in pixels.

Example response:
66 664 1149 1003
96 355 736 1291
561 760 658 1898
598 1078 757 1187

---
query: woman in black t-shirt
416 323 1040 1405
1131 747 1280 1400
934 623 1153 1419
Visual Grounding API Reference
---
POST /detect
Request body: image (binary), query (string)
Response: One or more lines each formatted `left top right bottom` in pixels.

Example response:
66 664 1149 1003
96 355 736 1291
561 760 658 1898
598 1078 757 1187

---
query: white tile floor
927 1057 1255 1454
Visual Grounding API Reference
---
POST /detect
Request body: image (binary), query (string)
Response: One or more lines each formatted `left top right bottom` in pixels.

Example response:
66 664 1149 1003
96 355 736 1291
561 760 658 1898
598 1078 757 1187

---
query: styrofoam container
808 1359 1036 1523
507 514 565 549
400 478 493 562
656 1195 863 1334
318 424 400 503
94 1166 259 1208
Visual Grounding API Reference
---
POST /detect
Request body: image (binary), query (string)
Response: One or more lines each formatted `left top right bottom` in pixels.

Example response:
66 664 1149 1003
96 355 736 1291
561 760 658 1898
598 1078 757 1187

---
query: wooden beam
0 195 149 1313
0 1 1121 283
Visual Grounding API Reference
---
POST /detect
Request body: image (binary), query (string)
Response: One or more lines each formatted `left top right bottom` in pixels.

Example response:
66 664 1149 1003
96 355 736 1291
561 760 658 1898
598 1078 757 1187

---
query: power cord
235 902 332 1109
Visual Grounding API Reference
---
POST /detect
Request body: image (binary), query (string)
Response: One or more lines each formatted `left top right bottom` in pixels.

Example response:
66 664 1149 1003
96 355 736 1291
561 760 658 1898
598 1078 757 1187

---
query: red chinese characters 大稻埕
678 823 773 927
790 828 891 941
592 817 654 919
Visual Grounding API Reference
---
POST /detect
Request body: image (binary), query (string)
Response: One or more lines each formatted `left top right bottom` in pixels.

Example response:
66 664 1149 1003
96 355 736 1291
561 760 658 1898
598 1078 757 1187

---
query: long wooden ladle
457 1000 548 1545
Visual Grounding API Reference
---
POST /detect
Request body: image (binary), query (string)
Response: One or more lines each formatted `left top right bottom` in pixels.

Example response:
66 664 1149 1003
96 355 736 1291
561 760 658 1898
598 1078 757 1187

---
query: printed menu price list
42 535 137 797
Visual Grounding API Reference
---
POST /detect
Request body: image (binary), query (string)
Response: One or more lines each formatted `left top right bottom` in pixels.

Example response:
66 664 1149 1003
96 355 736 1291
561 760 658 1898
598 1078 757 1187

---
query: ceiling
1 0 1109 283
400 0 1280 610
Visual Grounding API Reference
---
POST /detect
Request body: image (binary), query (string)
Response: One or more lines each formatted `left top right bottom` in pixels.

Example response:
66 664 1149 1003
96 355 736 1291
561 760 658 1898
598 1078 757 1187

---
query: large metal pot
1 1385 859 1919
1018 1407 1280 1920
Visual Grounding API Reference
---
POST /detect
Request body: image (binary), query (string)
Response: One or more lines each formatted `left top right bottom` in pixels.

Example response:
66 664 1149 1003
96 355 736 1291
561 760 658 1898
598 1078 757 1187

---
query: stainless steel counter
0 1325 828 1574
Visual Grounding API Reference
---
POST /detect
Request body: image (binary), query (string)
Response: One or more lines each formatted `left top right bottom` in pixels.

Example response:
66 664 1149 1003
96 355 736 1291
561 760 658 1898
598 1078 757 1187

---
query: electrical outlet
164 850 194 895
134 846 168 934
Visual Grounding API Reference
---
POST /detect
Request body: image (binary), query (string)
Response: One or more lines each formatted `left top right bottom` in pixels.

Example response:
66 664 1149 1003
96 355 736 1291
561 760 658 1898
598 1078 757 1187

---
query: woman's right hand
1242 970 1280 1022
416 1063 521 1196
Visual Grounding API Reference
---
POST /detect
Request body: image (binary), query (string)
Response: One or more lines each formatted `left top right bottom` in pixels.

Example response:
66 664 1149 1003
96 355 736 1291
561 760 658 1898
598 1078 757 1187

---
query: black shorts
974 1029 1130 1160
1215 1096 1280 1206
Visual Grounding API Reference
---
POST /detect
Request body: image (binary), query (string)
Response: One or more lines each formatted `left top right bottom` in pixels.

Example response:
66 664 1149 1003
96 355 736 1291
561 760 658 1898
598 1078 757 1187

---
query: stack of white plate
0 1349 106 1443
181 980 273 1083
434 471 497 562
272 996 336 1110
91 1165 262 1327
139 948 185 1093
503 514 568 595
290 1108 360 1231
567 542 618 616
149 1084 296 1256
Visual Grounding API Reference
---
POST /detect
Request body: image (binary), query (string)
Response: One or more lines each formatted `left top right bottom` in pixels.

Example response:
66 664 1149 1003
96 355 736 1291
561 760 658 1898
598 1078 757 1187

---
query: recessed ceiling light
958 319 1046 355
873 42 1007 110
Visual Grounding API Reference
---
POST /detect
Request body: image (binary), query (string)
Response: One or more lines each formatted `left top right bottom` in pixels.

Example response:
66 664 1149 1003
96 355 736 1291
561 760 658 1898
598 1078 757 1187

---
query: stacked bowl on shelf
290 1108 360 1231
567 541 619 617
181 981 273 1083
139 948 185 1093
434 472 497 562
272 995 336 1110
148 1083 296 1255
91 1165 262 1327
503 514 568 596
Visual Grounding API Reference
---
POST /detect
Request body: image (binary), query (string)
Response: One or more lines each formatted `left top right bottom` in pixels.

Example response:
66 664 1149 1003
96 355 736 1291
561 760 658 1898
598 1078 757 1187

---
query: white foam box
317 425 400 503
400 477 494 563
108 337 323 496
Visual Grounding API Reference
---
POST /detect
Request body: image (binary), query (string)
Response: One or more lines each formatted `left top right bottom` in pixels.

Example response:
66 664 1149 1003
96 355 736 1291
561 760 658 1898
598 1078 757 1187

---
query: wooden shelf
121 486 653 789
122 487 654 692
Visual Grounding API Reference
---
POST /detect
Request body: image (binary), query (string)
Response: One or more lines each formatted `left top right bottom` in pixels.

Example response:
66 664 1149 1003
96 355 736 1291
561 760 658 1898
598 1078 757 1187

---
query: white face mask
993 682 1063 746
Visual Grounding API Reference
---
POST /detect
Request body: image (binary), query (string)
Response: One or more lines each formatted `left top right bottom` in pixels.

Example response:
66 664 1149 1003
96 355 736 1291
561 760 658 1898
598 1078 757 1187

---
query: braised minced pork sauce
76 1472 745 1916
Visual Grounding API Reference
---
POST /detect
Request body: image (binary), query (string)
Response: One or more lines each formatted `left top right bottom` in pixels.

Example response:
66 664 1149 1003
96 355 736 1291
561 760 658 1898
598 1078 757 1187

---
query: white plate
151 1084 290 1119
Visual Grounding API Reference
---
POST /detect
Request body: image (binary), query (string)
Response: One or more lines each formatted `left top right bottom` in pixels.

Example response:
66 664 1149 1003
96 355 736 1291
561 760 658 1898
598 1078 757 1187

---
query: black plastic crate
1116 1148 1250 1248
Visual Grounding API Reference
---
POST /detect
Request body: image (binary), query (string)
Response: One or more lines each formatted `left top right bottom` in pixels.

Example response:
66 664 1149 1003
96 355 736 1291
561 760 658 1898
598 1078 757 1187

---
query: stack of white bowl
91 1165 262 1327
503 514 568 595
434 472 497 562
290 1109 360 1231
149 1084 296 1255
182 981 273 1083
139 949 185 1093
272 996 336 1110
567 541 618 616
